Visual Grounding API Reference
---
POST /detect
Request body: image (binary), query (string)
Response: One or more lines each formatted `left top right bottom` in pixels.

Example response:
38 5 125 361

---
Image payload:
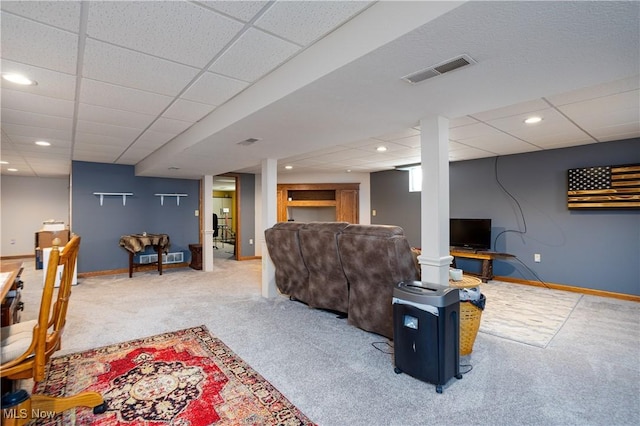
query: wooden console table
450 250 515 283
119 234 170 278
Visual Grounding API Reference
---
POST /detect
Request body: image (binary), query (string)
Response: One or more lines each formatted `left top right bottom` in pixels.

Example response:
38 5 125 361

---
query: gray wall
371 138 640 296
238 173 256 258
1 175 70 256
72 161 200 273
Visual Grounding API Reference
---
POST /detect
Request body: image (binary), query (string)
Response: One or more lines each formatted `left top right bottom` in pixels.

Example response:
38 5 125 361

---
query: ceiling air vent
402 54 476 84
237 138 260 146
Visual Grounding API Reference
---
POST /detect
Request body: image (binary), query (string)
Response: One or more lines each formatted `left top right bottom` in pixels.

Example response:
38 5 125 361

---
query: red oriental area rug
32 326 315 425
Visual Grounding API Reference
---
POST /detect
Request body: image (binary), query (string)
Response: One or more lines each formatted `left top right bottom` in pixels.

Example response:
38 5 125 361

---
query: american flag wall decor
567 164 640 209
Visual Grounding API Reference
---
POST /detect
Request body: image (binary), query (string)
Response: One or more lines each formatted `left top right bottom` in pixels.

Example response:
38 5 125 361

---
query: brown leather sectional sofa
265 222 420 339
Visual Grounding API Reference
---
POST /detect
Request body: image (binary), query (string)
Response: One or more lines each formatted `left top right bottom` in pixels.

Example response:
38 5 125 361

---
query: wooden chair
0 236 106 425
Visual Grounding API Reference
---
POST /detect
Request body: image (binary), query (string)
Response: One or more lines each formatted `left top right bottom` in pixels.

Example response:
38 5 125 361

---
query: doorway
212 175 238 261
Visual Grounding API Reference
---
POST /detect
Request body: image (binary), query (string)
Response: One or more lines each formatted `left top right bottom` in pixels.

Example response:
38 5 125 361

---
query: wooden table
119 234 170 278
450 250 515 283
1 260 24 326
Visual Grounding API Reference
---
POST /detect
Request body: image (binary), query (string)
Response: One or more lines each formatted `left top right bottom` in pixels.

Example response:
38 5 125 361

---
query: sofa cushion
264 222 310 303
299 222 350 313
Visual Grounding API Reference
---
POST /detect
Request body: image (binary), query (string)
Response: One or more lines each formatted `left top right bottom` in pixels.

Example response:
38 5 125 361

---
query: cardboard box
35 230 70 249
34 230 70 269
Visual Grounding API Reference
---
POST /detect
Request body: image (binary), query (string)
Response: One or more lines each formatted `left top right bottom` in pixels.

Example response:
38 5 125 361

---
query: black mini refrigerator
392 281 461 393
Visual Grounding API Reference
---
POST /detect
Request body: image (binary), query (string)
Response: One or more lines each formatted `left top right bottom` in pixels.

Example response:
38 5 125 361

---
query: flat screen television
450 218 492 251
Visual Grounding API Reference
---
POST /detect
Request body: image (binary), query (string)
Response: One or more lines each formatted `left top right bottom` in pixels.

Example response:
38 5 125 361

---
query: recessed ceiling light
0 161 8 164
524 116 542 124
376 146 387 152
35 140 51 146
168 166 180 170
284 165 293 170
346 169 352 173
2 73 37 86
7 168 18 172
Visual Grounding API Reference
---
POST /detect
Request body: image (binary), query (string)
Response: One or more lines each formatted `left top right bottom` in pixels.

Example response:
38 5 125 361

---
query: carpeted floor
33 325 314 425
14 258 640 425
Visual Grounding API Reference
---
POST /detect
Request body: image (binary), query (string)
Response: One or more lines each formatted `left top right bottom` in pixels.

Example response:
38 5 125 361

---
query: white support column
418 116 453 285
261 158 278 298
202 175 215 271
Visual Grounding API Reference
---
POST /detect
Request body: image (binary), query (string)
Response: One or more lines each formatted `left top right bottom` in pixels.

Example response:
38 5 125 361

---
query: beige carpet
479 281 583 348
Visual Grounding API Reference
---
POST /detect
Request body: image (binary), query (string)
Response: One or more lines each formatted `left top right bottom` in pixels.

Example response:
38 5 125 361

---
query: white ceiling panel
470 99 550 122
590 123 640 142
133 130 176 149
162 99 215 123
255 1 371 45
72 150 120 163
2 134 71 148
86 1 244 68
148 117 192 136
546 75 640 106
1 60 77 100
181 72 249 105
459 132 541 155
0 1 81 32
374 128 421 142
0 12 78 74
1 109 72 131
82 39 201 96
80 79 173 116
115 147 155 165
77 104 156 130
557 91 640 132
1 123 71 142
1 89 74 118
197 0 269 23
209 28 300 83
75 120 142 141
74 132 133 148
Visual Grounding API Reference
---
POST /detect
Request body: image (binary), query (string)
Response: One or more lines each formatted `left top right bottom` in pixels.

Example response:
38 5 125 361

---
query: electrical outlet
372 209 377 216
249 238 254 245
534 253 541 263
194 210 199 216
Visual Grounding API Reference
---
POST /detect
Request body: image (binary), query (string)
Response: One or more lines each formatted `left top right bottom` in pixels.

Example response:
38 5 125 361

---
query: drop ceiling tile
449 123 500 141
255 1 371 45
470 99 549 122
87 1 244 68
72 150 120 163
1 89 74 118
2 135 71 149
149 117 192 135
450 116 479 127
557 91 640 131
210 28 300 83
2 123 71 142
134 130 176 149
115 147 154 165
1 109 72 131
547 75 640 106
76 120 142 141
0 12 78 74
392 135 421 148
590 122 640 141
77 104 156 130
10 146 70 157
80 79 173 116
196 0 269 22
1 60 77 100
1 1 81 32
74 132 134 148
83 39 200 96
181 72 249 105
459 133 540 155
162 99 215 122
375 128 421 141
486 108 591 144
449 146 496 161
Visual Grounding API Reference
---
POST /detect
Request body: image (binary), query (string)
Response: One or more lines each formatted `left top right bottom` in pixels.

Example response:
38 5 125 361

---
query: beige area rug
478 281 583 348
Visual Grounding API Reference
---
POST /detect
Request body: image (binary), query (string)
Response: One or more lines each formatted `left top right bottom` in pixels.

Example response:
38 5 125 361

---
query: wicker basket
459 298 483 356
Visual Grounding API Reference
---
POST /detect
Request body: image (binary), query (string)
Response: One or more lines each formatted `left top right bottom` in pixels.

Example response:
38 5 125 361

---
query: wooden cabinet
277 183 359 223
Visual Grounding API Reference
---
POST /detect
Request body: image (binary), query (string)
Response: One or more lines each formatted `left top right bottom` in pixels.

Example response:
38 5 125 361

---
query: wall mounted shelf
93 192 133 206
155 193 188 206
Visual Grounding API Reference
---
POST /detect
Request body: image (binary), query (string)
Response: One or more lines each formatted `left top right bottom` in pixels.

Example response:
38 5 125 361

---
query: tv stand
450 250 515 283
